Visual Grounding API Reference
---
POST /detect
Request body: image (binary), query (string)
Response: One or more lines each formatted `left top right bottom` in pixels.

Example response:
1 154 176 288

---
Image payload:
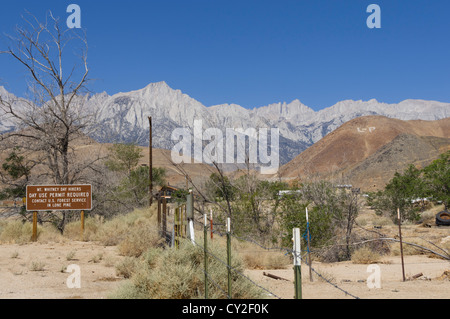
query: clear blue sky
0 0 449 111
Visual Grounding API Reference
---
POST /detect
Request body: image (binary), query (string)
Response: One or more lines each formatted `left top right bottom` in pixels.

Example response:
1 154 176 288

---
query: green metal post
204 214 209 299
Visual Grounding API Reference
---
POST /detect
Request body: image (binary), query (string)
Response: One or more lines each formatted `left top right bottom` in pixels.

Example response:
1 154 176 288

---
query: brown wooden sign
26 185 92 211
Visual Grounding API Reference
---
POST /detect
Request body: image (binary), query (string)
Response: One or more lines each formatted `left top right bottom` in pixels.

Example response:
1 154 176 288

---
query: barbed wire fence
155 193 450 300
155 196 362 300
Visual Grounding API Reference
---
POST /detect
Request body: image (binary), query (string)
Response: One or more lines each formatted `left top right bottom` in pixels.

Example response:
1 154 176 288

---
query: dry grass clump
37 224 65 243
29 260 46 271
372 216 395 227
351 246 381 264
110 239 264 299
63 217 101 241
117 222 163 257
241 251 290 270
115 257 139 279
0 220 36 244
94 207 157 247
234 240 290 270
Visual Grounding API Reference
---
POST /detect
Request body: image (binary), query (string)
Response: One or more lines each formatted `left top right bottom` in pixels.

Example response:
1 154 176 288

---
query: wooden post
306 207 313 282
226 217 232 299
80 210 85 240
210 209 213 240
162 197 167 238
204 214 209 299
174 207 178 249
293 228 302 299
398 208 406 282
183 205 186 238
32 211 38 242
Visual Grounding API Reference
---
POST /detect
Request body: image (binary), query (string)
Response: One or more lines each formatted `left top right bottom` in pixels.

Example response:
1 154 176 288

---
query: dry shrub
38 224 65 243
110 239 264 299
0 220 36 244
351 246 381 264
241 251 290 270
118 222 163 257
115 257 138 279
63 216 101 241
94 218 127 246
95 207 157 246
0 218 67 244
29 261 46 271
372 216 394 227
234 240 290 270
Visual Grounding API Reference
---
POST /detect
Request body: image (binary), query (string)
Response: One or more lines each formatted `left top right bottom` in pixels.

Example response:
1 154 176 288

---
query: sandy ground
246 255 450 299
0 241 125 299
0 240 448 299
0 204 449 299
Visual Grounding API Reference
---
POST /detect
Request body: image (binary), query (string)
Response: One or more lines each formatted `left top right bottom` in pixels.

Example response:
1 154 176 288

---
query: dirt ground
0 203 449 299
0 241 125 299
0 240 448 299
246 255 449 299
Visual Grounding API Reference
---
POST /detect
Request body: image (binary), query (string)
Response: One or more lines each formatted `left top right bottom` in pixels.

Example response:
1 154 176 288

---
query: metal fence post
293 227 302 299
204 214 209 299
306 207 313 282
226 217 232 299
398 208 406 282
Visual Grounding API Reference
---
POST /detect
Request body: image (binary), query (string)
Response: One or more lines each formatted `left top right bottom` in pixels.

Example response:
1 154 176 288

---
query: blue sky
0 0 449 111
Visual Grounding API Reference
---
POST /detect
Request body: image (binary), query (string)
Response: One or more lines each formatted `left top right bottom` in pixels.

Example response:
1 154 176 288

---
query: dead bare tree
0 11 102 231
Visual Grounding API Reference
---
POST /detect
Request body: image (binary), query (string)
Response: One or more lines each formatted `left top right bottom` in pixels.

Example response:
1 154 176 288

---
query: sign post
32 211 38 242
26 185 92 241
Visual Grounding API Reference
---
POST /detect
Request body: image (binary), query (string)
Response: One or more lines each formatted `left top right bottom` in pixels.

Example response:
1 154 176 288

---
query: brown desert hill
277 116 450 190
136 146 213 188
347 134 450 191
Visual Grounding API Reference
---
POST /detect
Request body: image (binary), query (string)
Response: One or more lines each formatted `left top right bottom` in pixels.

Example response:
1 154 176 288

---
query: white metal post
293 227 302 299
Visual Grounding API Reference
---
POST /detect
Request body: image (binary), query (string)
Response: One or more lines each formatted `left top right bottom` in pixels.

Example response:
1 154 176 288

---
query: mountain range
1 81 449 167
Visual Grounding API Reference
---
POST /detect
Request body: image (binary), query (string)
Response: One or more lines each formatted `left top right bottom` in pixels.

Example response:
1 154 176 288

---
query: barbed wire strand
190 215 360 299
189 236 283 300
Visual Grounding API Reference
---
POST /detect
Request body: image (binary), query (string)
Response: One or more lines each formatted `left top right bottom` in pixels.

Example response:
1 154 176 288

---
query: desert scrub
94 207 157 246
241 251 290 270
351 246 381 264
110 239 264 299
115 257 138 279
117 221 163 257
63 217 101 241
0 220 36 244
66 250 77 261
29 261 46 271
